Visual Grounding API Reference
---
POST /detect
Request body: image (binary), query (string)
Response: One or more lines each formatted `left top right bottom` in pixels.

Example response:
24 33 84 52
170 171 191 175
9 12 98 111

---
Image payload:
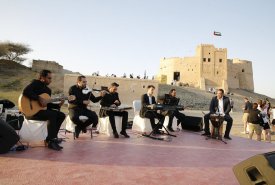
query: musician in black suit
22 70 65 150
99 82 129 138
68 75 105 138
202 89 233 140
140 85 165 134
164 89 185 132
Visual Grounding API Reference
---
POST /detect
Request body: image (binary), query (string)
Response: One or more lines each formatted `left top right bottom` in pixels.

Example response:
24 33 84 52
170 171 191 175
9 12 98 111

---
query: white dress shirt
147 94 153 104
217 97 224 115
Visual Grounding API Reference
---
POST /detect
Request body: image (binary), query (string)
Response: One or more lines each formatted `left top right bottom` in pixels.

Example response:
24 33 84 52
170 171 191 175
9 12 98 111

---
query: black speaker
6 114 24 130
233 151 275 185
181 116 203 131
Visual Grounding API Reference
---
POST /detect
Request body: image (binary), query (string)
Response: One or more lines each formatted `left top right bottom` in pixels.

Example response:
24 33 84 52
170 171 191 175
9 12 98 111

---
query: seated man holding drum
202 89 233 140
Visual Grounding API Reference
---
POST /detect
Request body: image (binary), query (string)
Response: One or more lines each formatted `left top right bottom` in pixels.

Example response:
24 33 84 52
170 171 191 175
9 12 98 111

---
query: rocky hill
0 60 63 103
158 84 275 112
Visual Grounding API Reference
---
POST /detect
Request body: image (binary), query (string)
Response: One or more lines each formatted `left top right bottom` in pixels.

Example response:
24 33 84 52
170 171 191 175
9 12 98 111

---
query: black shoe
201 132 211 136
75 126 81 138
153 130 162 135
47 140 62 151
53 138 63 144
120 131 130 138
82 128 87 133
113 131 119 138
167 127 175 132
224 136 232 140
50 138 63 146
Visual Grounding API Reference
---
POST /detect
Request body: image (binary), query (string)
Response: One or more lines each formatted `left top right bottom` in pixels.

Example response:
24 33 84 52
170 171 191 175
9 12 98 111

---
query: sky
0 0 275 98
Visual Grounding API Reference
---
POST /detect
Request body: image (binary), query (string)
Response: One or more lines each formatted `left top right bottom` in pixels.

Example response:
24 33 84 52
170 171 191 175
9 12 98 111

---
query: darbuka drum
210 114 224 128
210 114 224 139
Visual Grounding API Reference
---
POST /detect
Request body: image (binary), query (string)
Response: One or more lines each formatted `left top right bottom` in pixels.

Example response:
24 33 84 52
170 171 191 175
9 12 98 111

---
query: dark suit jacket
140 94 156 118
209 96 231 115
99 92 121 117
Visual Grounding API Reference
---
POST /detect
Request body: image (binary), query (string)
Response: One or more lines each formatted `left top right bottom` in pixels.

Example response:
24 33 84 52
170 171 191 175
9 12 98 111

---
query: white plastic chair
19 117 48 145
63 115 92 139
131 100 158 133
162 116 178 133
98 116 122 136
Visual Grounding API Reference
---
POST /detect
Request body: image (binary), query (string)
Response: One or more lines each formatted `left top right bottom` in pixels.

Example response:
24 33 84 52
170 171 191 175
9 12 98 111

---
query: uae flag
213 31 222 36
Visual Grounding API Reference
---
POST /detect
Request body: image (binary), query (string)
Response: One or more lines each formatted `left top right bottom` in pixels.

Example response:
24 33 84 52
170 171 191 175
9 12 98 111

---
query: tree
0 41 31 63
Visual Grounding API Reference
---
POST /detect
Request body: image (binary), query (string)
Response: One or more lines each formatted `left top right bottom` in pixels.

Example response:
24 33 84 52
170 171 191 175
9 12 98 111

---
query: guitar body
18 93 50 117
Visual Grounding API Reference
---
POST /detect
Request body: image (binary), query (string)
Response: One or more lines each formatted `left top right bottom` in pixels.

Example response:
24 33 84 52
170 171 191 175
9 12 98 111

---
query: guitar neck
48 97 67 103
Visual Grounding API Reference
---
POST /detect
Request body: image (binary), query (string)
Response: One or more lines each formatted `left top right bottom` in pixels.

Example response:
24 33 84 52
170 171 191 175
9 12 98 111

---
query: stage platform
0 130 275 185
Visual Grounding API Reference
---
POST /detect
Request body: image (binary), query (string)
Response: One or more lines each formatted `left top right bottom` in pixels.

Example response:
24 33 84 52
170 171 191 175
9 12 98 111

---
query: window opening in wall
219 59 222 63
209 52 210 55
208 58 211 62
242 69 245 72
203 58 206 62
173 72 180 81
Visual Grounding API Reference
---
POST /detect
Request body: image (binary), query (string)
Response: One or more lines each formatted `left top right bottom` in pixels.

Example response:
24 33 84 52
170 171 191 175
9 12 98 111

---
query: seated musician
140 85 165 134
68 75 106 138
202 89 233 140
22 70 65 151
164 89 185 132
99 82 130 138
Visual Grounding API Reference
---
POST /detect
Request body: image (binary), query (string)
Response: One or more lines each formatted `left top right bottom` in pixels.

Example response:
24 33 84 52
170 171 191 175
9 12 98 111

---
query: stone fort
157 44 254 92
32 60 63 73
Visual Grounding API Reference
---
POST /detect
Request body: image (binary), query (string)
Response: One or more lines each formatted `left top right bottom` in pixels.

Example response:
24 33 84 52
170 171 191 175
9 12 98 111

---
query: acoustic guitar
18 93 75 117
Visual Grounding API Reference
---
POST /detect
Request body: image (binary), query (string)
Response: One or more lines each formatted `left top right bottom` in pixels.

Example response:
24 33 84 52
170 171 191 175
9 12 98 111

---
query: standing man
242 97 252 134
202 89 233 140
140 85 165 134
22 70 65 150
99 82 130 138
68 75 105 138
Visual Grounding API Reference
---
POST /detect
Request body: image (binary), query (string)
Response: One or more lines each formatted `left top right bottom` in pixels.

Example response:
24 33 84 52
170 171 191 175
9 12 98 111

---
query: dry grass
0 90 22 106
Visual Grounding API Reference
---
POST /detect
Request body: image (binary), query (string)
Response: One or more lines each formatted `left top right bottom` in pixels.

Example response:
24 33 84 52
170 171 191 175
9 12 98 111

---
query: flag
213 31 222 36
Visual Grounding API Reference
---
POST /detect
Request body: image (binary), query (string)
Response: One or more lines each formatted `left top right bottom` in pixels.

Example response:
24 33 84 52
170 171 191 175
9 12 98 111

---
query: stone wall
32 60 63 73
228 59 254 91
64 75 159 106
32 60 64 93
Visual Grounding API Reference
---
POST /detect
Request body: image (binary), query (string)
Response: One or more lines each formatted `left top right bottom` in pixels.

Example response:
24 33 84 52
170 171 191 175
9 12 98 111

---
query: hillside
158 84 275 112
0 59 61 104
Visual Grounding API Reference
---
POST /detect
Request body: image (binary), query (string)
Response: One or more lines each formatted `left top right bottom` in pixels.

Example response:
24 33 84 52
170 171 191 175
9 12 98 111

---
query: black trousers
108 111 128 133
30 109 65 141
0 119 20 154
144 111 165 130
168 110 185 128
204 113 233 137
69 108 98 131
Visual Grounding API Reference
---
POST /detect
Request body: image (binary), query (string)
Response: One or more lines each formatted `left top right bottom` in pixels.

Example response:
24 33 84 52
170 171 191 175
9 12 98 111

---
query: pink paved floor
1 130 275 185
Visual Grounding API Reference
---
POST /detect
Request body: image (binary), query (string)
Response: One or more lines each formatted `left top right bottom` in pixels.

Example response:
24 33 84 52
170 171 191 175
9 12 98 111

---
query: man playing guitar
21 70 66 151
